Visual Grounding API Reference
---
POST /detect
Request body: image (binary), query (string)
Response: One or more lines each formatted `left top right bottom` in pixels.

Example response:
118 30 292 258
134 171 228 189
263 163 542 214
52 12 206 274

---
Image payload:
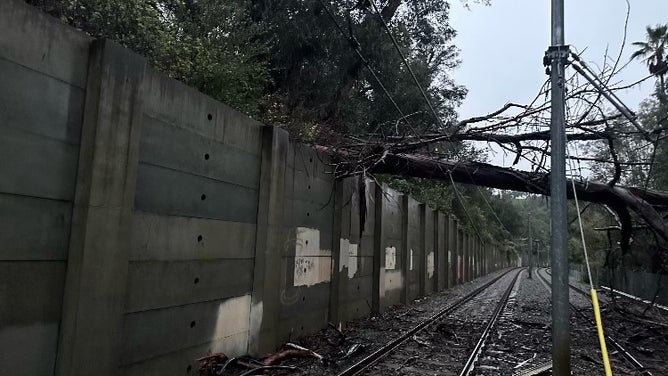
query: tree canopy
27 0 668 274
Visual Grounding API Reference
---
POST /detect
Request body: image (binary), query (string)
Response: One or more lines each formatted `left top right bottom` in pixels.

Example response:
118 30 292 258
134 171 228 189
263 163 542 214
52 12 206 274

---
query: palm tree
631 24 668 102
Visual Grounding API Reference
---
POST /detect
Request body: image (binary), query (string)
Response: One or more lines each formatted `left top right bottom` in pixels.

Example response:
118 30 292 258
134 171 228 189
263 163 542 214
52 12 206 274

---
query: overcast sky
448 0 665 168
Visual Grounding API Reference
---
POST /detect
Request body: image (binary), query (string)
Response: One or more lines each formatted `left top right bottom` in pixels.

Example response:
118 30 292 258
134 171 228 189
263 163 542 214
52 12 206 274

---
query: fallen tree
315 145 668 253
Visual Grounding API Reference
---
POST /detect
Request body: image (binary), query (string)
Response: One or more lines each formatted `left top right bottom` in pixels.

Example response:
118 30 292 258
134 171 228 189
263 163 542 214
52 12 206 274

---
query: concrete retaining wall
0 2 511 375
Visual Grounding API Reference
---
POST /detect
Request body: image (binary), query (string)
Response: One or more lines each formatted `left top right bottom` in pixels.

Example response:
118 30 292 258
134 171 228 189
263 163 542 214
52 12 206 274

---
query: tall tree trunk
326 0 404 120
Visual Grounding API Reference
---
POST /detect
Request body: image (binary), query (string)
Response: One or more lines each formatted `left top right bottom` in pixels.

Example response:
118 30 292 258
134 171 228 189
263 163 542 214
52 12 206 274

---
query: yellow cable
590 289 612 376
565 144 612 375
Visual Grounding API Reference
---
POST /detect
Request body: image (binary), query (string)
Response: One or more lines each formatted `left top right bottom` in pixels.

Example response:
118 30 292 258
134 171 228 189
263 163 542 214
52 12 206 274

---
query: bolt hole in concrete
187 365 192 373
306 212 310 217
207 113 212 121
309 158 313 163
190 320 196 328
197 235 203 242
204 153 210 160
302 296 306 301
194 277 199 284
201 194 206 201
308 185 311 189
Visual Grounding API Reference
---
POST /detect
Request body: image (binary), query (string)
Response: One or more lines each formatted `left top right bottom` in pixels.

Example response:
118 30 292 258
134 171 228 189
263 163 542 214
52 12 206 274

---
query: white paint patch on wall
294 227 332 286
339 238 350 272
212 294 252 355
295 227 329 257
427 251 435 278
348 243 358 278
338 238 359 278
385 246 396 270
384 270 403 290
248 301 263 347
409 249 414 271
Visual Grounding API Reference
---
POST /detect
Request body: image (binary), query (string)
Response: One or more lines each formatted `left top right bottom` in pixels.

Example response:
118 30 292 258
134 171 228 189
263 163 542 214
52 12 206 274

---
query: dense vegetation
27 1 668 276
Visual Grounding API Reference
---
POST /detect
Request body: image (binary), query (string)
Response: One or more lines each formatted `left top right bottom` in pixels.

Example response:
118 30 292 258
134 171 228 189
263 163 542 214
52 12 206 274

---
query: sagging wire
565 139 612 376
316 0 413 136
368 0 445 131
448 172 484 243
463 168 513 237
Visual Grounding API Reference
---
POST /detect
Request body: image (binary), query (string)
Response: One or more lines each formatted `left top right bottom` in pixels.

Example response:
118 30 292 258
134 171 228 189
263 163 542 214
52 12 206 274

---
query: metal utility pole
547 0 570 373
527 211 532 279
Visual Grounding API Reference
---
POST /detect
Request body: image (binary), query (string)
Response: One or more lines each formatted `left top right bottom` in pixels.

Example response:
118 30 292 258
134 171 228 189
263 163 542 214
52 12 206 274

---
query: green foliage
28 0 270 115
630 24 668 74
385 175 525 249
30 0 467 137
631 24 668 104
252 0 466 136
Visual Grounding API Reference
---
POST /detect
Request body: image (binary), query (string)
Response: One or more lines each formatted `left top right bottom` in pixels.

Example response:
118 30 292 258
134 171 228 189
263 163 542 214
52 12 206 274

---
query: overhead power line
317 0 411 132
368 0 446 131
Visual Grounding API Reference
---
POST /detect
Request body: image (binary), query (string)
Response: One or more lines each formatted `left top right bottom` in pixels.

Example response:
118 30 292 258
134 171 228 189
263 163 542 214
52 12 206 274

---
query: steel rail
537 268 653 376
599 285 668 313
458 268 523 376
336 268 520 376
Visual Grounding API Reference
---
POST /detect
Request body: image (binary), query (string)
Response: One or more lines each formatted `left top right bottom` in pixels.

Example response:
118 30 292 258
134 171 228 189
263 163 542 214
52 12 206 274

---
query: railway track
536 268 653 376
599 285 668 314
337 268 523 376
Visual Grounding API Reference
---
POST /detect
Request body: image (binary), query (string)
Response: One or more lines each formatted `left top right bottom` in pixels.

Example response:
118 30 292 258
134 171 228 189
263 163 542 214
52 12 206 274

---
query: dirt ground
203 267 668 375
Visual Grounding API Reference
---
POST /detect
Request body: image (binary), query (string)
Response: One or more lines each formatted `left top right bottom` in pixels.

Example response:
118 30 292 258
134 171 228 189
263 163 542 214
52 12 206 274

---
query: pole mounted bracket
543 45 570 75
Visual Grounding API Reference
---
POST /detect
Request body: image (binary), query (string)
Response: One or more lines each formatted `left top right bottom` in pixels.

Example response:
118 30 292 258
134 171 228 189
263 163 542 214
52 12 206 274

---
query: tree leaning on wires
32 0 668 267
310 3 668 264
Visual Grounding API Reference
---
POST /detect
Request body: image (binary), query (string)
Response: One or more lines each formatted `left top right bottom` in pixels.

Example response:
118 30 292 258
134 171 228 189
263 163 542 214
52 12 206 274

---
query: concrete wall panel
342 276 374 298
122 295 251 365
423 207 435 295
143 69 221 142
0 126 78 200
291 145 330 178
0 58 84 143
337 299 372 322
436 212 447 291
143 68 263 155
287 200 334 237
218 105 263 154
140 116 260 189
0 261 66 376
121 335 246 376
289 171 335 204
0 194 72 260
135 163 258 223
279 282 331 319
276 308 329 343
130 212 256 261
0 0 91 88
405 197 421 302
125 259 254 313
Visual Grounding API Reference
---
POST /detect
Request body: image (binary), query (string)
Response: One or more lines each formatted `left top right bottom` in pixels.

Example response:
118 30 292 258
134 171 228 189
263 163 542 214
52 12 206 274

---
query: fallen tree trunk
316 144 668 250
374 152 668 248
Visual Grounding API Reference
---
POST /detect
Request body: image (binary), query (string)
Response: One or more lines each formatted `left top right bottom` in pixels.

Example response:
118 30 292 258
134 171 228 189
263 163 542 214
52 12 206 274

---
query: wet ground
203 267 668 376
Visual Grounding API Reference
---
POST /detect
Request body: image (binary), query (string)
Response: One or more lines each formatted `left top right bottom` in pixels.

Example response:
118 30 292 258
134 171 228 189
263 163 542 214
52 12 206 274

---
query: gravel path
206 267 668 375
